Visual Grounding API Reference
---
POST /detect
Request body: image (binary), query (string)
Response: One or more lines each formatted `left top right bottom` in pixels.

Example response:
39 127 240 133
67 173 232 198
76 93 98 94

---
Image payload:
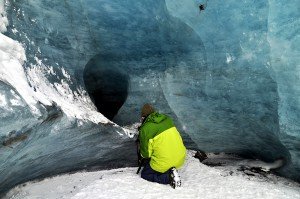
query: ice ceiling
0 0 299 194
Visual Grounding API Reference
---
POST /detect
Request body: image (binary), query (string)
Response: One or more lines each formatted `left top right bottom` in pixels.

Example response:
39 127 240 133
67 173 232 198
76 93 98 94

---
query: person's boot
170 167 181 189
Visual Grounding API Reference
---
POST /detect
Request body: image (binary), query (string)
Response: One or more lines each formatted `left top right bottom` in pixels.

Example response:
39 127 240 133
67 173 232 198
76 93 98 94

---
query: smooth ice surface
164 0 300 181
4 151 300 199
0 0 299 194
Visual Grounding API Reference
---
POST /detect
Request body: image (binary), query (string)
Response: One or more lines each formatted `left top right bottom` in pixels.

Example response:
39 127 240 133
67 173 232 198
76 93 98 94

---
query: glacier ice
0 0 299 194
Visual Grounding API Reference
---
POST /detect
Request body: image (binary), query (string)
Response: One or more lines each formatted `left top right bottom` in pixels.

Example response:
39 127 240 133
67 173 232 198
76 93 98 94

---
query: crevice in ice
83 54 129 120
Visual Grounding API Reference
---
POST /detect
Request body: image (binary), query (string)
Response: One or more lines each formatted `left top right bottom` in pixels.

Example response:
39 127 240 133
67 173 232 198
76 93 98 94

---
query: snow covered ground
4 150 300 199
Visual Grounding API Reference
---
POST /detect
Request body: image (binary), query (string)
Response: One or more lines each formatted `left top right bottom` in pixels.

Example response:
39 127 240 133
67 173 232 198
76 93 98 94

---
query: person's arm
139 126 150 158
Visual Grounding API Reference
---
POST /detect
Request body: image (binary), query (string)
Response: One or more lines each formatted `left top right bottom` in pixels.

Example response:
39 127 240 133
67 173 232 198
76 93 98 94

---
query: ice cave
0 0 299 195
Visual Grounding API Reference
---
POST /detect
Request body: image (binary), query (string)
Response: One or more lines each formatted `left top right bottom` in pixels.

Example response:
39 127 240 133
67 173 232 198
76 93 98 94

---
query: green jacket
139 112 186 173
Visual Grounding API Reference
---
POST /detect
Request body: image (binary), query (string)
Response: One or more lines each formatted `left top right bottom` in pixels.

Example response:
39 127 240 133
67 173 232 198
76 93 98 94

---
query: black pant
141 162 170 184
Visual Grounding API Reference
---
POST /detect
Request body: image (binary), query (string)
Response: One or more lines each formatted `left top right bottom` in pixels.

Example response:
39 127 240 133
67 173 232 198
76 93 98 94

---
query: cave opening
83 55 129 120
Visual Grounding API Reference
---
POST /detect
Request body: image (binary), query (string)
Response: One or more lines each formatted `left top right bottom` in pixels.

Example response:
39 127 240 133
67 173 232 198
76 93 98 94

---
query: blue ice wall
267 0 300 180
0 0 299 194
165 0 300 181
164 0 280 156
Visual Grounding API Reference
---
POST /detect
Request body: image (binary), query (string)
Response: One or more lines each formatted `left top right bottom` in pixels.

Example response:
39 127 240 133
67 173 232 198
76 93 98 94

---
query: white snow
0 33 111 124
4 151 300 199
0 92 7 107
0 4 44 114
0 0 8 32
25 64 111 125
226 53 235 64
0 33 42 114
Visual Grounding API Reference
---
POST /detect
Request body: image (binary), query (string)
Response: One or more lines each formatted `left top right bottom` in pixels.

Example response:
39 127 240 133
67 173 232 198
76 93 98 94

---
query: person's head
141 103 155 119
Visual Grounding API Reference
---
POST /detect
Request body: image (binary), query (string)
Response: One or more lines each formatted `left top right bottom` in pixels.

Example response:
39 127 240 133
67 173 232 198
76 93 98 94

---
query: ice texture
0 0 299 194
165 0 300 181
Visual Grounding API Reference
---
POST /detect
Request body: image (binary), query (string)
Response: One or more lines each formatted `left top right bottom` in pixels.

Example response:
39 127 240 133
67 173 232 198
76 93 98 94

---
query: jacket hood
145 112 167 124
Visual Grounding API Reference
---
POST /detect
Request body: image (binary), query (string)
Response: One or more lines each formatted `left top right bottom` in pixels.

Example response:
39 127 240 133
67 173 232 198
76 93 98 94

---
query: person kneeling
138 104 186 188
